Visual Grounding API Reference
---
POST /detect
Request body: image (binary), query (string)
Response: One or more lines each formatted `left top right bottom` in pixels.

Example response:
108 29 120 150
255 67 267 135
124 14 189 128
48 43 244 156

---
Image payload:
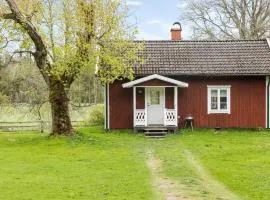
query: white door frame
145 87 165 125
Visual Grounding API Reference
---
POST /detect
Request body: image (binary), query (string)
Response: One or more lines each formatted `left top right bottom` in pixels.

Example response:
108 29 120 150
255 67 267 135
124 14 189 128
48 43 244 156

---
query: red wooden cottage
104 22 270 132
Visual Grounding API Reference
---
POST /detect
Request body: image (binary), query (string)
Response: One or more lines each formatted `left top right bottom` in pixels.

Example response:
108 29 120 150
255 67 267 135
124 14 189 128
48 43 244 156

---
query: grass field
0 127 270 199
178 129 270 199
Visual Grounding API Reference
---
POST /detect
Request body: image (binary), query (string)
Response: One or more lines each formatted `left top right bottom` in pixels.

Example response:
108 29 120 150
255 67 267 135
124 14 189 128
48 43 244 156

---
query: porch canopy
122 74 188 129
122 74 189 88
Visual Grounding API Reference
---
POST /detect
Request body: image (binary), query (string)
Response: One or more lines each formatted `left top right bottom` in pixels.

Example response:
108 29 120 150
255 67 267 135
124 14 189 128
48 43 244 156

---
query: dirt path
147 150 186 200
147 149 240 200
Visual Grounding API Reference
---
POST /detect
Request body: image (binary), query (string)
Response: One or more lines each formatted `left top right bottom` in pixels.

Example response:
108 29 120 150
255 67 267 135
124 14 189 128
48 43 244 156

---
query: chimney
170 22 182 41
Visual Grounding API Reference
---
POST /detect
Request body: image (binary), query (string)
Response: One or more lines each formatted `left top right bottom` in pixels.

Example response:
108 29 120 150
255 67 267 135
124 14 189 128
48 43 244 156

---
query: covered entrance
122 74 189 132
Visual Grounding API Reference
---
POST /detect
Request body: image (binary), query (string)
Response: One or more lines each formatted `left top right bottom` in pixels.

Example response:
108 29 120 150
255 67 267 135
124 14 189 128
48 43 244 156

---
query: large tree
0 0 142 135
182 0 270 39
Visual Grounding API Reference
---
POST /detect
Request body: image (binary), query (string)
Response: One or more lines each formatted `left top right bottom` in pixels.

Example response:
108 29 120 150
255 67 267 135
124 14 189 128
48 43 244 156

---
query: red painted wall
109 81 133 129
109 76 266 129
177 76 265 128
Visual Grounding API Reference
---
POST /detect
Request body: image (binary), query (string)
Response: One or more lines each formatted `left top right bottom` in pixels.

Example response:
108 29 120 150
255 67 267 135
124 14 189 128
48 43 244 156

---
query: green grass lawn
178 129 270 199
0 128 153 200
0 127 270 199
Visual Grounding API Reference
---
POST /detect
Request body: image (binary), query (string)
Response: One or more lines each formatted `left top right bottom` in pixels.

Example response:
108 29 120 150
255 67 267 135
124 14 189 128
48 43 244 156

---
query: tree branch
4 0 50 85
13 50 35 55
2 50 35 67
1 13 15 19
0 35 19 49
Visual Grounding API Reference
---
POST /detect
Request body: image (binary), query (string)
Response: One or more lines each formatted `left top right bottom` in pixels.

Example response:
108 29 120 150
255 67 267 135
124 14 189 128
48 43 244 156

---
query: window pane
211 102 218 109
220 90 227 97
211 90 218 109
220 97 227 103
220 90 227 110
150 90 160 105
220 102 227 109
211 90 218 97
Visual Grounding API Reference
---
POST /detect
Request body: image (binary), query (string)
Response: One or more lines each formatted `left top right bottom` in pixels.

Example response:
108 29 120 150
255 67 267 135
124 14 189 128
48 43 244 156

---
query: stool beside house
184 115 194 131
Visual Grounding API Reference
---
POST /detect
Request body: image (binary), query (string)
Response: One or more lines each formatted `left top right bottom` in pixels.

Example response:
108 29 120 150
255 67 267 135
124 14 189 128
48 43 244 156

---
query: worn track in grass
147 150 185 200
147 148 240 200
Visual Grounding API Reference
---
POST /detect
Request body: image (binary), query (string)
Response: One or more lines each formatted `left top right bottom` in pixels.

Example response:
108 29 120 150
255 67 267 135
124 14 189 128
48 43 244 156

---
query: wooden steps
144 127 168 138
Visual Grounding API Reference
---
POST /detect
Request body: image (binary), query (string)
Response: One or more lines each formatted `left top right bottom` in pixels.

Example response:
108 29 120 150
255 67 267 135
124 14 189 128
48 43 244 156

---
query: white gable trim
267 38 270 49
122 74 189 88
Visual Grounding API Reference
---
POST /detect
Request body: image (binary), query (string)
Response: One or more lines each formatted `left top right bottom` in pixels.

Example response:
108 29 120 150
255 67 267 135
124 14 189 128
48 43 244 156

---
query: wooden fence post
40 121 44 133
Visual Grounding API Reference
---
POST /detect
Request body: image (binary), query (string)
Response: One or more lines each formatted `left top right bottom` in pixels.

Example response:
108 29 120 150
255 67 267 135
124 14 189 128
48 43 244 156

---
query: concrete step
144 131 167 134
144 127 168 131
145 135 166 138
144 131 167 137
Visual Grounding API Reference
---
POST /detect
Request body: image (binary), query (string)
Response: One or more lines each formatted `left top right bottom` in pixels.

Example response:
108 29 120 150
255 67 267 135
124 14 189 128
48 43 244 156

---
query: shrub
89 104 104 125
0 92 10 104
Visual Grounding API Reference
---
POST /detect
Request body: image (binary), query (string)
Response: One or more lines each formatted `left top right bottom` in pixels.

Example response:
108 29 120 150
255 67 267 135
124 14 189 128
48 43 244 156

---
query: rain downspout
267 76 270 128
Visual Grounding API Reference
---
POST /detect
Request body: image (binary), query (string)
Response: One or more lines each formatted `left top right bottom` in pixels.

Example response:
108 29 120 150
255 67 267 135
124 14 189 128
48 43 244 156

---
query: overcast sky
127 0 192 40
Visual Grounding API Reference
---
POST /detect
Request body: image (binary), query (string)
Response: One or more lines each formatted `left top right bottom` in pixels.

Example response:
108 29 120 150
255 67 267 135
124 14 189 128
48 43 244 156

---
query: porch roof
122 74 189 88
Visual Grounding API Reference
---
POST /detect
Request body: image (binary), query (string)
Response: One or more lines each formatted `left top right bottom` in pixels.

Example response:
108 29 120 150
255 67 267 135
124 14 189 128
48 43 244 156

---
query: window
150 90 160 105
207 86 231 114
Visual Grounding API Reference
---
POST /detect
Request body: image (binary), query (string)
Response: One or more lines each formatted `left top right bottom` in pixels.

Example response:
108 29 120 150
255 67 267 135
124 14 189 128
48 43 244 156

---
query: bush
89 104 104 125
0 92 10 104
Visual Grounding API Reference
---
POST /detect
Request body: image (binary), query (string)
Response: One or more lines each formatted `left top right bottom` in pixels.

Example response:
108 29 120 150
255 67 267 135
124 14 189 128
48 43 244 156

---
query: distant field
1 128 270 199
0 104 94 132
0 104 93 122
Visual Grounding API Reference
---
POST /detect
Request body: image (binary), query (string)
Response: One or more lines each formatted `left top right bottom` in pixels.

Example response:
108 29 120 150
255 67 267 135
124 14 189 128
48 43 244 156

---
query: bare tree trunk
49 80 73 135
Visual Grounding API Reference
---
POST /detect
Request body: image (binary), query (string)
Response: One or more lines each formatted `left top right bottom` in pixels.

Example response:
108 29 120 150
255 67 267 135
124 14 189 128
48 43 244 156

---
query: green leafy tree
0 0 142 135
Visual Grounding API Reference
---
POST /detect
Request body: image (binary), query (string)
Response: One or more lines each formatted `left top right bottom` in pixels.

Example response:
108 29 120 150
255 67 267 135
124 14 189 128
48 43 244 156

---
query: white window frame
207 85 231 114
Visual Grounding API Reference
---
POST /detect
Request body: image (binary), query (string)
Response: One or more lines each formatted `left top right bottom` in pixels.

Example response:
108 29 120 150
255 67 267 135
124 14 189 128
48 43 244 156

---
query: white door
146 87 165 125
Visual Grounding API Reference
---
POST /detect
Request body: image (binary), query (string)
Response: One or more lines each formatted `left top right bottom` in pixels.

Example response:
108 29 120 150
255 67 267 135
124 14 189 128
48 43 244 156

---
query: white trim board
107 83 110 129
122 74 189 88
265 76 270 128
207 85 231 89
133 87 136 127
266 38 270 49
104 86 107 130
174 86 178 126
134 86 180 88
